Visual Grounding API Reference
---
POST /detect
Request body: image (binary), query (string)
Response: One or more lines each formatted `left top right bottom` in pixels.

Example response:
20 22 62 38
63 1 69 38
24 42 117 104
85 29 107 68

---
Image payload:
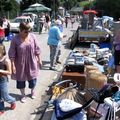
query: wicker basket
85 69 102 89
86 73 107 90
85 65 99 73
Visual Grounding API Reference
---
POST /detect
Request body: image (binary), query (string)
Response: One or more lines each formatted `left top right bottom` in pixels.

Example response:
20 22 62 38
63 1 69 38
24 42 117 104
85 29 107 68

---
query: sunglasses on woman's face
24 30 31 33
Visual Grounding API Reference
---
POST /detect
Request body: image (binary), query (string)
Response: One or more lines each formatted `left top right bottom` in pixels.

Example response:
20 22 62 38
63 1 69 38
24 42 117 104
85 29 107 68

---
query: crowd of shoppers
0 13 73 115
0 22 42 115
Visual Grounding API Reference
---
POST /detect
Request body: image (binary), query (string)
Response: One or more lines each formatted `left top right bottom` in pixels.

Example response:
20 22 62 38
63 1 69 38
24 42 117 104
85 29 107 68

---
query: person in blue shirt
48 20 63 70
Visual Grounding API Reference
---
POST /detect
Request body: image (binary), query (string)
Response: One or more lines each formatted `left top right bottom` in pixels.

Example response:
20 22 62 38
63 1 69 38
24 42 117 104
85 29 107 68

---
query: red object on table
83 10 98 14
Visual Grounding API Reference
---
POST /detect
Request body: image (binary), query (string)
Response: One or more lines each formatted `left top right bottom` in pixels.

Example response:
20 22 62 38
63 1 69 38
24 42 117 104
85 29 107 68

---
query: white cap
55 19 62 25
114 73 120 83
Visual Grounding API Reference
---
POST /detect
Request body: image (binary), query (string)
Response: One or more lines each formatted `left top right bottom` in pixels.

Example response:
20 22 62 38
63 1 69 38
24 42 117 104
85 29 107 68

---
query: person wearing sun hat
47 19 63 70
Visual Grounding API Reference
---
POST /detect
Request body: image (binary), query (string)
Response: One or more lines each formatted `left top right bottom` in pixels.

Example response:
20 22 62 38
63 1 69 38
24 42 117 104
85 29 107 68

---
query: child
0 44 16 115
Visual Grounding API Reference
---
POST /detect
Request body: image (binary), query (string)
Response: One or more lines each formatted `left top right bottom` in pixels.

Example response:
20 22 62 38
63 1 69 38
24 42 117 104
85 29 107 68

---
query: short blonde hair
19 22 31 31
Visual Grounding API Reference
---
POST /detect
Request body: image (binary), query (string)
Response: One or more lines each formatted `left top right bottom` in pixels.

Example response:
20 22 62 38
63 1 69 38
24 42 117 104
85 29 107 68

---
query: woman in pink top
8 22 42 103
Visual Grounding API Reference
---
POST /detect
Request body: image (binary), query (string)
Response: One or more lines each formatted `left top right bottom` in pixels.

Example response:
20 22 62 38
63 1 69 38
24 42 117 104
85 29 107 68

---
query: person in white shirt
2 16 10 37
71 16 75 28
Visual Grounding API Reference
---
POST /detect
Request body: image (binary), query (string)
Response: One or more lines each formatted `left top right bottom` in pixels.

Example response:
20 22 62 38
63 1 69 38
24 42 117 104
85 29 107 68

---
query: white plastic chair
104 97 120 120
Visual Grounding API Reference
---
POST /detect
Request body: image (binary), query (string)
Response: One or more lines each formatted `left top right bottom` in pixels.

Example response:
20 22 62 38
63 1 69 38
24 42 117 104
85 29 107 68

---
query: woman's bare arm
0 58 12 75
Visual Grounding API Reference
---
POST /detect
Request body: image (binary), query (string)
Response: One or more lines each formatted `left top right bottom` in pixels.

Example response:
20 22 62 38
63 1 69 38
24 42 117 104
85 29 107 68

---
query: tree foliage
20 0 79 13
2 0 120 20
20 0 42 11
0 0 20 18
41 0 60 16
94 0 120 20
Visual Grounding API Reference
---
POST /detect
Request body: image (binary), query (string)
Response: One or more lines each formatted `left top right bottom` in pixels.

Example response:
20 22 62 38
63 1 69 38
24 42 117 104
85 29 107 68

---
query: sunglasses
24 30 31 33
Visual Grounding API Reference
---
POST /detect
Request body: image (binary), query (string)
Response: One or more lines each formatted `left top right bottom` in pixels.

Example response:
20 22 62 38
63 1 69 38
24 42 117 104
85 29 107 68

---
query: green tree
42 0 78 14
94 0 120 20
10 0 20 18
41 0 55 8
20 0 42 11
0 0 20 19
63 0 78 10
0 0 12 16
41 0 60 18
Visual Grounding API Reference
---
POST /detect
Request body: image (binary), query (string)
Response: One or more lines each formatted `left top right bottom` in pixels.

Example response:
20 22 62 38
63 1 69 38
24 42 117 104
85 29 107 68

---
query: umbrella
29 3 44 7
83 10 98 14
24 6 51 13
24 3 51 13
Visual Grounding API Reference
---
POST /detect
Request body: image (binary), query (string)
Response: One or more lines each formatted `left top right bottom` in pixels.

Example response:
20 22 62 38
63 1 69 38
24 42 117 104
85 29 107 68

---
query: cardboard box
62 71 86 89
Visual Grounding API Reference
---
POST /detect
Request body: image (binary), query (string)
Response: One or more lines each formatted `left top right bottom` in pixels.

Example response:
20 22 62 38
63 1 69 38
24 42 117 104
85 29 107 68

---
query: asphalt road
1 22 79 120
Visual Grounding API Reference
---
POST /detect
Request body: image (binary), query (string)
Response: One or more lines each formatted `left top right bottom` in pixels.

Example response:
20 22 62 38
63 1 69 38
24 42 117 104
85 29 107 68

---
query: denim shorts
17 78 37 89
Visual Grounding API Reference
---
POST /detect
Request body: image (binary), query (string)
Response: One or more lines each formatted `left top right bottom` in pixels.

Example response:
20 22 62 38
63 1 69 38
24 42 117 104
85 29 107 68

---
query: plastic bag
54 99 83 120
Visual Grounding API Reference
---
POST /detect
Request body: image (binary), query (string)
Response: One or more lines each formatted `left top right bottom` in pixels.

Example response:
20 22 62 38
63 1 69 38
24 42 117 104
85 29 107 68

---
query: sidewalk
1 22 79 120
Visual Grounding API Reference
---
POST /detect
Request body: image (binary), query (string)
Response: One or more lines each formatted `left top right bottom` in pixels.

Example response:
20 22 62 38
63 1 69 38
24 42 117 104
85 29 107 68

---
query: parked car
22 12 38 22
10 16 34 33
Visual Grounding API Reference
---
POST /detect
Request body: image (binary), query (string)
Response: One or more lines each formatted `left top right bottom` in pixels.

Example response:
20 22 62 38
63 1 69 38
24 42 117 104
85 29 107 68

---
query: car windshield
14 18 26 23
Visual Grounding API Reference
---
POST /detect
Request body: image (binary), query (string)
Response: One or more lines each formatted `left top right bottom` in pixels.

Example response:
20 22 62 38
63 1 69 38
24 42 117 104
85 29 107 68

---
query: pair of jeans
0 37 4 44
0 77 15 104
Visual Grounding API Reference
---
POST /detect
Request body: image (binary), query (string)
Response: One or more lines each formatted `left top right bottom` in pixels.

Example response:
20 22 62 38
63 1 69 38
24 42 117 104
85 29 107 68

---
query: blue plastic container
7 32 14 41
99 43 112 49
